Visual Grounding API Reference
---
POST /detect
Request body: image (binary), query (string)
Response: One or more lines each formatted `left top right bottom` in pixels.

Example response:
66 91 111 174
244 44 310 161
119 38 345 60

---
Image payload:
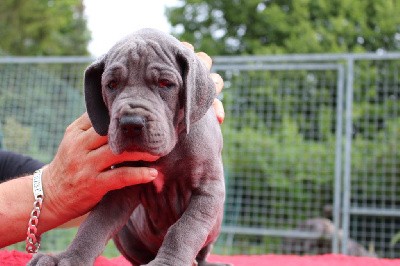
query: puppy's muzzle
119 114 146 136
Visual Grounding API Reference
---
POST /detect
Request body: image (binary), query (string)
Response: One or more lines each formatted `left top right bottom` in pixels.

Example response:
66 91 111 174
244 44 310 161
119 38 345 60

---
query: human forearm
0 168 61 247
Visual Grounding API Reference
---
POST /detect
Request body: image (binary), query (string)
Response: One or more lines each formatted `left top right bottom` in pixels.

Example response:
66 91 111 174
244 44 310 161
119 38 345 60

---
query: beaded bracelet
26 169 44 253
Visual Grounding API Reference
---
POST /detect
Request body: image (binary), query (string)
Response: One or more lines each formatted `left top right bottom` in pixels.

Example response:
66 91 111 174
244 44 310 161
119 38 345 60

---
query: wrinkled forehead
104 35 183 71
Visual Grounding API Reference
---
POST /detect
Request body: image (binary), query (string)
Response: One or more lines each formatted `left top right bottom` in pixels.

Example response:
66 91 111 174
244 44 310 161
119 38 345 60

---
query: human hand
182 42 225 124
41 113 159 225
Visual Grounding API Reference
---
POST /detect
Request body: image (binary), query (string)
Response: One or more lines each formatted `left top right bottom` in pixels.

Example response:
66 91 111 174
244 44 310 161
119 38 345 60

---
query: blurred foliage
167 0 400 55
3 117 31 153
0 63 86 162
221 69 337 231
0 0 90 55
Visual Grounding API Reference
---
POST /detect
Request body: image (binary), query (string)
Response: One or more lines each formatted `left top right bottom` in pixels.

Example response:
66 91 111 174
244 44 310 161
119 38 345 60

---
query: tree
0 0 90 56
166 0 400 55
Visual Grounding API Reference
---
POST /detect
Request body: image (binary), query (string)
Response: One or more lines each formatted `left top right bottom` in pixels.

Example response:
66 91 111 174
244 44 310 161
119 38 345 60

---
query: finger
98 167 158 191
74 112 92 131
211 73 224 95
213 99 225 124
68 118 108 151
181 42 213 70
196 52 212 70
81 127 108 150
88 144 160 171
181 42 194 51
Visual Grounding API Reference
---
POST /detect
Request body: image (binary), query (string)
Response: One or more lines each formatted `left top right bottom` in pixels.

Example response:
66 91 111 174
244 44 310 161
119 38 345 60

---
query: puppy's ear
84 56 109 136
177 49 216 134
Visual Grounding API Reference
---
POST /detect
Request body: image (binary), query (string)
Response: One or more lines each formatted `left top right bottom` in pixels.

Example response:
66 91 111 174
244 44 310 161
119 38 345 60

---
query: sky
84 0 179 57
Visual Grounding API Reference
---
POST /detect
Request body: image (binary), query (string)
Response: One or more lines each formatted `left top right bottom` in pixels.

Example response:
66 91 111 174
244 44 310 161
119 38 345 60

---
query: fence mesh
215 64 342 255
346 59 400 258
0 61 87 161
0 54 399 258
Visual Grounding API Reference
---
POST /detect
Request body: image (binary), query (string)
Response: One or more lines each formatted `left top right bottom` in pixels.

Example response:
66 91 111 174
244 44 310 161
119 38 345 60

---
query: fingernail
149 168 158 178
218 110 225 120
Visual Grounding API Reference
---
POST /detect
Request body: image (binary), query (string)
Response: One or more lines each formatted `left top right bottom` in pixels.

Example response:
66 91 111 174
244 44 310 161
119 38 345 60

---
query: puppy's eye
107 80 118 90
158 79 174 89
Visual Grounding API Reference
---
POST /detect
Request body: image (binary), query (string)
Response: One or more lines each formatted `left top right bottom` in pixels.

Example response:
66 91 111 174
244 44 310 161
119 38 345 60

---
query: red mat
2 250 400 266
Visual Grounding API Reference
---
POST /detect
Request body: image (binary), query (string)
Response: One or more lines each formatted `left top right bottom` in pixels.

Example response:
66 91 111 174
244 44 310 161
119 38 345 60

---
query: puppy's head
84 28 215 156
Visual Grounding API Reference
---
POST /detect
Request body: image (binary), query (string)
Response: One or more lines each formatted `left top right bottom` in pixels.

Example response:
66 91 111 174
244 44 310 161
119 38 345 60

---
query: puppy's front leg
144 179 225 266
28 186 141 266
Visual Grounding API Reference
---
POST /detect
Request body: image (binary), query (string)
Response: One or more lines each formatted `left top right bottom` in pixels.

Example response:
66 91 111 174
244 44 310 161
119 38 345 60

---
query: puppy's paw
27 253 57 266
27 252 92 266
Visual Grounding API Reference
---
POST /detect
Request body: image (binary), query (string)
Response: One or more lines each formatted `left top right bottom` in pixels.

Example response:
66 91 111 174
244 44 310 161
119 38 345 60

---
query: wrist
26 169 44 253
35 165 72 233
39 165 69 226
40 163 93 227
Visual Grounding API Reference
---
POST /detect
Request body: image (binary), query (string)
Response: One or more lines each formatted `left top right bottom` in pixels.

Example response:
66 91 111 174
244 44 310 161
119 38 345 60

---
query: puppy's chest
141 176 193 221
139 153 206 218
148 152 203 194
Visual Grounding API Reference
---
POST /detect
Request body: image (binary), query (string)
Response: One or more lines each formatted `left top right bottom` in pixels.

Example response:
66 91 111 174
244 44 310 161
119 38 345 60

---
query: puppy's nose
119 115 146 135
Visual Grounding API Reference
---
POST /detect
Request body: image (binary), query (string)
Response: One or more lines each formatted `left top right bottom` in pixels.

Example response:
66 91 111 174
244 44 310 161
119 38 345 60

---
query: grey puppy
29 29 228 266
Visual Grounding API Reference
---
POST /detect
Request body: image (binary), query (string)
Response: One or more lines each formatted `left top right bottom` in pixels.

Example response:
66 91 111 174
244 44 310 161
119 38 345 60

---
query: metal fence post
341 57 354 255
332 64 345 253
